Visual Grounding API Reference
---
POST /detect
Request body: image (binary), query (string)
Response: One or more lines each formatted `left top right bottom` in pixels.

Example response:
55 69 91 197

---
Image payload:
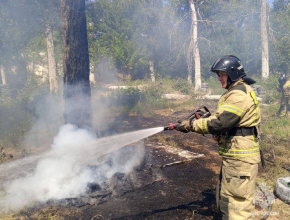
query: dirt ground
1 108 220 219
1 102 289 220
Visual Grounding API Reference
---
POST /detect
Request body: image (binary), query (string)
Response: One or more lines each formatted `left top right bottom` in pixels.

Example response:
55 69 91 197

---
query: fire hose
163 106 211 131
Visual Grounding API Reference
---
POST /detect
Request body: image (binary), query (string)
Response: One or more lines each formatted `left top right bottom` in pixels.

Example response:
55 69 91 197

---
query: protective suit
278 75 290 116
177 55 261 219
192 79 260 219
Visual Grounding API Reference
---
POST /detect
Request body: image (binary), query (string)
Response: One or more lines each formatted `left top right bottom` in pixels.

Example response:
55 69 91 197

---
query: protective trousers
218 158 258 220
278 94 290 116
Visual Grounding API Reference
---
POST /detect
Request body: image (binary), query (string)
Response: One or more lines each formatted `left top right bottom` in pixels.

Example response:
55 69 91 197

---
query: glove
212 135 220 142
277 87 282 93
195 109 206 118
175 120 191 133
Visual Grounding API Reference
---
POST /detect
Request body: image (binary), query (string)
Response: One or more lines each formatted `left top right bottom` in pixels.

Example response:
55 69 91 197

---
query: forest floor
0 99 290 220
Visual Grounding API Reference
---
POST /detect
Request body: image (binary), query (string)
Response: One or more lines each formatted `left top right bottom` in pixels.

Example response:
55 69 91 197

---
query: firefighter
176 55 261 219
277 73 290 117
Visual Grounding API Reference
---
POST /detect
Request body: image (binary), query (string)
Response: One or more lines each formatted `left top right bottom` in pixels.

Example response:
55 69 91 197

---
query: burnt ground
13 111 222 220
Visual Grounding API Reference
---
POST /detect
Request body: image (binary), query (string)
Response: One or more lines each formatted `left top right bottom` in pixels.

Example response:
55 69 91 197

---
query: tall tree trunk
61 0 92 128
189 0 201 90
0 66 6 85
187 41 193 84
261 0 269 79
46 21 58 94
149 61 155 83
89 64 96 84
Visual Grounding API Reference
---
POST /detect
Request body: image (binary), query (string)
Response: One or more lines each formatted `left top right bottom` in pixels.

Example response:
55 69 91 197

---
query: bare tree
188 0 201 90
147 0 162 83
46 20 58 94
261 0 269 79
0 66 6 85
149 61 156 83
61 0 92 128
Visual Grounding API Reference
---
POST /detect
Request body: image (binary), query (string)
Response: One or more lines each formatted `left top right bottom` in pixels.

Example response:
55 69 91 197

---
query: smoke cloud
0 123 147 211
0 81 155 212
2 124 95 210
22 94 64 149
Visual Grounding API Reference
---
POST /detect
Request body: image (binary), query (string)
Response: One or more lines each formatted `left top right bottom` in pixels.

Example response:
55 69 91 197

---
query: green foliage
0 75 49 148
254 74 280 104
258 74 279 90
172 78 193 95
105 84 171 115
3 0 290 147
4 0 290 93
0 98 31 147
141 85 165 105
132 85 171 115
110 87 141 109
16 75 47 102
87 0 141 77
260 103 290 163
262 116 290 139
270 1 290 69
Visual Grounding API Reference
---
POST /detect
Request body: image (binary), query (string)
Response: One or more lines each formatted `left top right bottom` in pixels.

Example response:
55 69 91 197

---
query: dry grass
256 103 290 219
1 94 290 219
155 133 179 149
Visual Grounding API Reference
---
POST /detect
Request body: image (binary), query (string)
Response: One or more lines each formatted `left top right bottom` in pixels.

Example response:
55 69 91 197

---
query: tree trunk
149 61 155 83
189 0 201 90
61 0 92 128
0 66 6 85
46 21 58 94
187 41 193 84
89 64 96 84
260 0 269 79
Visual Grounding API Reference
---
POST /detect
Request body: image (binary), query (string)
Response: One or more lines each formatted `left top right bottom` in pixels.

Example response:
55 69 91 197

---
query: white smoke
108 143 145 178
2 124 95 210
0 123 147 211
22 94 64 149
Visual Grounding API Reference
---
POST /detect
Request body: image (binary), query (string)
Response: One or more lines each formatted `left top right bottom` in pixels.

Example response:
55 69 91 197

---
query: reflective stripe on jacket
283 80 290 97
192 79 261 163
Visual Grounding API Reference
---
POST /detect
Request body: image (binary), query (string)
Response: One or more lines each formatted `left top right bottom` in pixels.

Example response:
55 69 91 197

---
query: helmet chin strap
226 77 233 89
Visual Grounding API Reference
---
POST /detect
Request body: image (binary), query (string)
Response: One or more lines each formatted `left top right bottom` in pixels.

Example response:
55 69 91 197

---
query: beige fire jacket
283 80 290 98
192 79 261 163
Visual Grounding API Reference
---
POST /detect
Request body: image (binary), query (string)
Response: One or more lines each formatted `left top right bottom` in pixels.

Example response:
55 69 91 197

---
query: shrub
172 78 193 95
254 74 280 104
0 76 49 149
139 85 168 109
105 84 172 115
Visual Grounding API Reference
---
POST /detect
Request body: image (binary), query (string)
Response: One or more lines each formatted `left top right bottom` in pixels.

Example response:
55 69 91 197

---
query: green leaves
2 0 290 87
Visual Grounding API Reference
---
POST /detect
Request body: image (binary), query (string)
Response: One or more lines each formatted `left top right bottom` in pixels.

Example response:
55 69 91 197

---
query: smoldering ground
0 87 163 212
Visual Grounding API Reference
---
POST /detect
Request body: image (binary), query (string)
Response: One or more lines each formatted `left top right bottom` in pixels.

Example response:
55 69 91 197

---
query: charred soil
12 111 221 220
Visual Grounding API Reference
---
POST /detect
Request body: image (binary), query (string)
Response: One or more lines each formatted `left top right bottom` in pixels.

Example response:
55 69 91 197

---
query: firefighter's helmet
211 55 246 81
279 74 287 86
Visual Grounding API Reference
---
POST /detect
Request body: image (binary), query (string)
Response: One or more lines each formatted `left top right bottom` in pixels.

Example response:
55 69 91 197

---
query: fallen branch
162 160 189 168
264 158 290 172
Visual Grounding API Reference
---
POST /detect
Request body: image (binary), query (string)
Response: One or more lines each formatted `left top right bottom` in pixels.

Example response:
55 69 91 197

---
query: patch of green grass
257 164 289 188
257 102 290 198
254 74 281 104
260 103 290 140
261 116 290 139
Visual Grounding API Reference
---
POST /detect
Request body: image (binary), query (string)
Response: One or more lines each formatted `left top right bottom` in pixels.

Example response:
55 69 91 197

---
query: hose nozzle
164 123 176 130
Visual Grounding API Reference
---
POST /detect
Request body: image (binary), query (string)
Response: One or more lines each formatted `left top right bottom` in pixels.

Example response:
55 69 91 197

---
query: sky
267 0 275 7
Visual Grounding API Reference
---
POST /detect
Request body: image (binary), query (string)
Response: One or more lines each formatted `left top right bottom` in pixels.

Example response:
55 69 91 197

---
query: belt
228 127 255 136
